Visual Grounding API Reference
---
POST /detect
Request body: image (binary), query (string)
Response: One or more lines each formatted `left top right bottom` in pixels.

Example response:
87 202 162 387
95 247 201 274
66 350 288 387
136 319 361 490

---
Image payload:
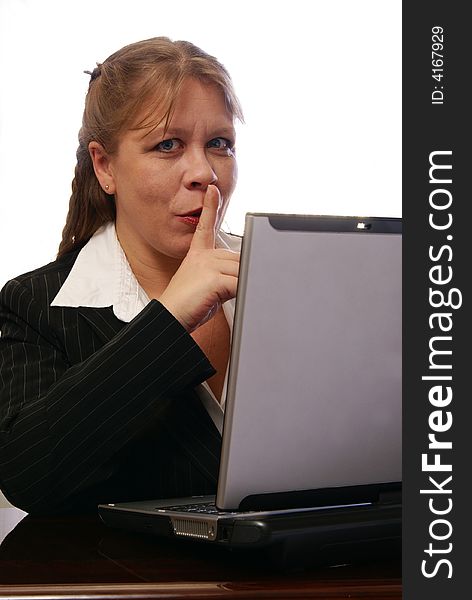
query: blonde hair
58 37 243 257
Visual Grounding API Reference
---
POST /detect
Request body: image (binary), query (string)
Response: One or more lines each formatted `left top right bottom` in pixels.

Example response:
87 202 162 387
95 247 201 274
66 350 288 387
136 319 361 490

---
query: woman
0 37 244 514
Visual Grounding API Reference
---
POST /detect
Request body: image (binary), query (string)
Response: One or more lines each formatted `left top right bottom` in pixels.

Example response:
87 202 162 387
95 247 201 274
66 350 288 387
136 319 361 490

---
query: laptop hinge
238 482 402 512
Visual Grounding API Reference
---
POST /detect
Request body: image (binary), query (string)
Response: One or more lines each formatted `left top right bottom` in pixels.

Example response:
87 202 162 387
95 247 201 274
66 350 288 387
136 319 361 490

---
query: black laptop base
99 500 401 569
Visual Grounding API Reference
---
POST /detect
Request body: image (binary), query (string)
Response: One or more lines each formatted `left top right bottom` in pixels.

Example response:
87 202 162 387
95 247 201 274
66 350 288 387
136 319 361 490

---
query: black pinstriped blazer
0 250 222 514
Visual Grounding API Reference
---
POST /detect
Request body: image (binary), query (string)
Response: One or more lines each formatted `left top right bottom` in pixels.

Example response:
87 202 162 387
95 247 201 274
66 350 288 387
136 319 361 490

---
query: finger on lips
190 184 220 250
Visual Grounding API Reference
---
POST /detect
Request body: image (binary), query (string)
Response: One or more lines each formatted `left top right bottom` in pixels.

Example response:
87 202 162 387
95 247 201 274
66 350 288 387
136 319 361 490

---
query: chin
167 241 193 261
149 230 192 261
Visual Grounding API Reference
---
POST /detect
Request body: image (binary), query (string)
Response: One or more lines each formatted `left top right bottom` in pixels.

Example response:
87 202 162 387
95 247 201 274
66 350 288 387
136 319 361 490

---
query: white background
0 0 400 509
0 0 401 286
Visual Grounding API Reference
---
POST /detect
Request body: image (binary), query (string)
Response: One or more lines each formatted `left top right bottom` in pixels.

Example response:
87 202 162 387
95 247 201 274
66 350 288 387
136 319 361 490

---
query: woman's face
107 78 237 262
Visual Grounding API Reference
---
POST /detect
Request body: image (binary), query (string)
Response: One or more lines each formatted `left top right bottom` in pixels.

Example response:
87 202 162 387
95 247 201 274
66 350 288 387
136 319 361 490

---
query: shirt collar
51 221 241 323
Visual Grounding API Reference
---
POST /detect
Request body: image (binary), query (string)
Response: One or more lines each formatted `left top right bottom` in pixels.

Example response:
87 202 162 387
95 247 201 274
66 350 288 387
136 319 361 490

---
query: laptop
99 213 402 555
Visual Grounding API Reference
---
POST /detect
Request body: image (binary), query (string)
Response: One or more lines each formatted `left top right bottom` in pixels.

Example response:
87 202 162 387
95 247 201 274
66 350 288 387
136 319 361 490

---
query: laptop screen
218 214 402 510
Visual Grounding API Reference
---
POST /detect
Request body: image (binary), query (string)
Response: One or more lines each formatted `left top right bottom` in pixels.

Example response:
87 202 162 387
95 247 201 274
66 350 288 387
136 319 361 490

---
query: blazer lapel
78 306 125 345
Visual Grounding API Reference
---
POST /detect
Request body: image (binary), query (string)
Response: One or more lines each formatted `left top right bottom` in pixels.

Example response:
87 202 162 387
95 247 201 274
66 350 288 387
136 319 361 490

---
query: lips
179 208 203 218
176 208 202 227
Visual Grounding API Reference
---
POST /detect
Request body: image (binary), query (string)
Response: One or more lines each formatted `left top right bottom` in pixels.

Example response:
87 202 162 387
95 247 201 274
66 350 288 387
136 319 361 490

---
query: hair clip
84 65 102 84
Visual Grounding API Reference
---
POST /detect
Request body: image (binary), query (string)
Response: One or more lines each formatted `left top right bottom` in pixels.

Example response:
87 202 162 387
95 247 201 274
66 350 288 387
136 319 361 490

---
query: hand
159 185 240 332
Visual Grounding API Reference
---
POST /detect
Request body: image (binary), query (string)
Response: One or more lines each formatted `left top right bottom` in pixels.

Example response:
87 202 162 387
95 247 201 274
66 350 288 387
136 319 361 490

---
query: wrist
158 293 192 332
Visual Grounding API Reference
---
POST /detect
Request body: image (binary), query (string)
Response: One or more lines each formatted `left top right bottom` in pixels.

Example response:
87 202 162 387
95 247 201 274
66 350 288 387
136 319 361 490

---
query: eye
154 138 182 153
207 137 235 154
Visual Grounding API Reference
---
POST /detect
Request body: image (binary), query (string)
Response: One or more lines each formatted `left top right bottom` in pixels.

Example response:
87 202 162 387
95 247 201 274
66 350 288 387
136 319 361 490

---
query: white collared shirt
51 221 241 433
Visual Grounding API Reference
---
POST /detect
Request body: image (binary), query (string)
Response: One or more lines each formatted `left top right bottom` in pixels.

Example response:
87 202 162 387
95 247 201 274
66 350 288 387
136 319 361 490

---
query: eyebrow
140 125 236 140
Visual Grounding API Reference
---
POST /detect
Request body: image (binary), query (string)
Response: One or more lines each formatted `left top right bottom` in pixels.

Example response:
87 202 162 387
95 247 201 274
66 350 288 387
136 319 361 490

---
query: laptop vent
171 517 216 541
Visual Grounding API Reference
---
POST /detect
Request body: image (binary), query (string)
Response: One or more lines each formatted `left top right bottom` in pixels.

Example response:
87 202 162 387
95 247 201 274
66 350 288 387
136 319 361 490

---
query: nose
183 148 218 190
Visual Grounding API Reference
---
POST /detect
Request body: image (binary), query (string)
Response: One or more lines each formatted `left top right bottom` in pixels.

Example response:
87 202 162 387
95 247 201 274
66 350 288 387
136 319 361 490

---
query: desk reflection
0 507 401 598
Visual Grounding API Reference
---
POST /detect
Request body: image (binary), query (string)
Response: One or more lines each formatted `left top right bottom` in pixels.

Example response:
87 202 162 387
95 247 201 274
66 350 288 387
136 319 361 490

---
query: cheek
231 164 238 194
129 174 169 208
219 159 238 197
144 163 180 198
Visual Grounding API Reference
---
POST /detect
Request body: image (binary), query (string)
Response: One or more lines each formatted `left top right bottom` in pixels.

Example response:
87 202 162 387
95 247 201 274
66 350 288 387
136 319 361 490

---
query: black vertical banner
403 2 469 599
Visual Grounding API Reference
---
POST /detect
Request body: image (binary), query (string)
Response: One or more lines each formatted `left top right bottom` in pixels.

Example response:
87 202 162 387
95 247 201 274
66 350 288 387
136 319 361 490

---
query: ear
88 141 115 194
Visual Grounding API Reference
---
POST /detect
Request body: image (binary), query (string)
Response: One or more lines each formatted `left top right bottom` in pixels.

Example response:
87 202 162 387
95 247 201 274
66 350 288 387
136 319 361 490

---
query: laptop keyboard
157 502 233 515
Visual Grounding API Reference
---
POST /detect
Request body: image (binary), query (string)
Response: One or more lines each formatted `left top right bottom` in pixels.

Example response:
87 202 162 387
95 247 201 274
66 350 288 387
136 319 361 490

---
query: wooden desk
0 507 401 599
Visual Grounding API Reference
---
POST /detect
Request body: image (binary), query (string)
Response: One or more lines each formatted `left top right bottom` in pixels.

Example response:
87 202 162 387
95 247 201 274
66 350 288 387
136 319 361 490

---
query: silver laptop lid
217 214 402 510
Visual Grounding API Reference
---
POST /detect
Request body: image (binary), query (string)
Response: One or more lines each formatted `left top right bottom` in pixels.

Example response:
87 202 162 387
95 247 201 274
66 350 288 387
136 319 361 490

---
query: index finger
190 184 221 250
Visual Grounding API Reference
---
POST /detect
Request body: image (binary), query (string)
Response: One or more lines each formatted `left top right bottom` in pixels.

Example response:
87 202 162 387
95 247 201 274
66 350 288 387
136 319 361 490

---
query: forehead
131 78 234 137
